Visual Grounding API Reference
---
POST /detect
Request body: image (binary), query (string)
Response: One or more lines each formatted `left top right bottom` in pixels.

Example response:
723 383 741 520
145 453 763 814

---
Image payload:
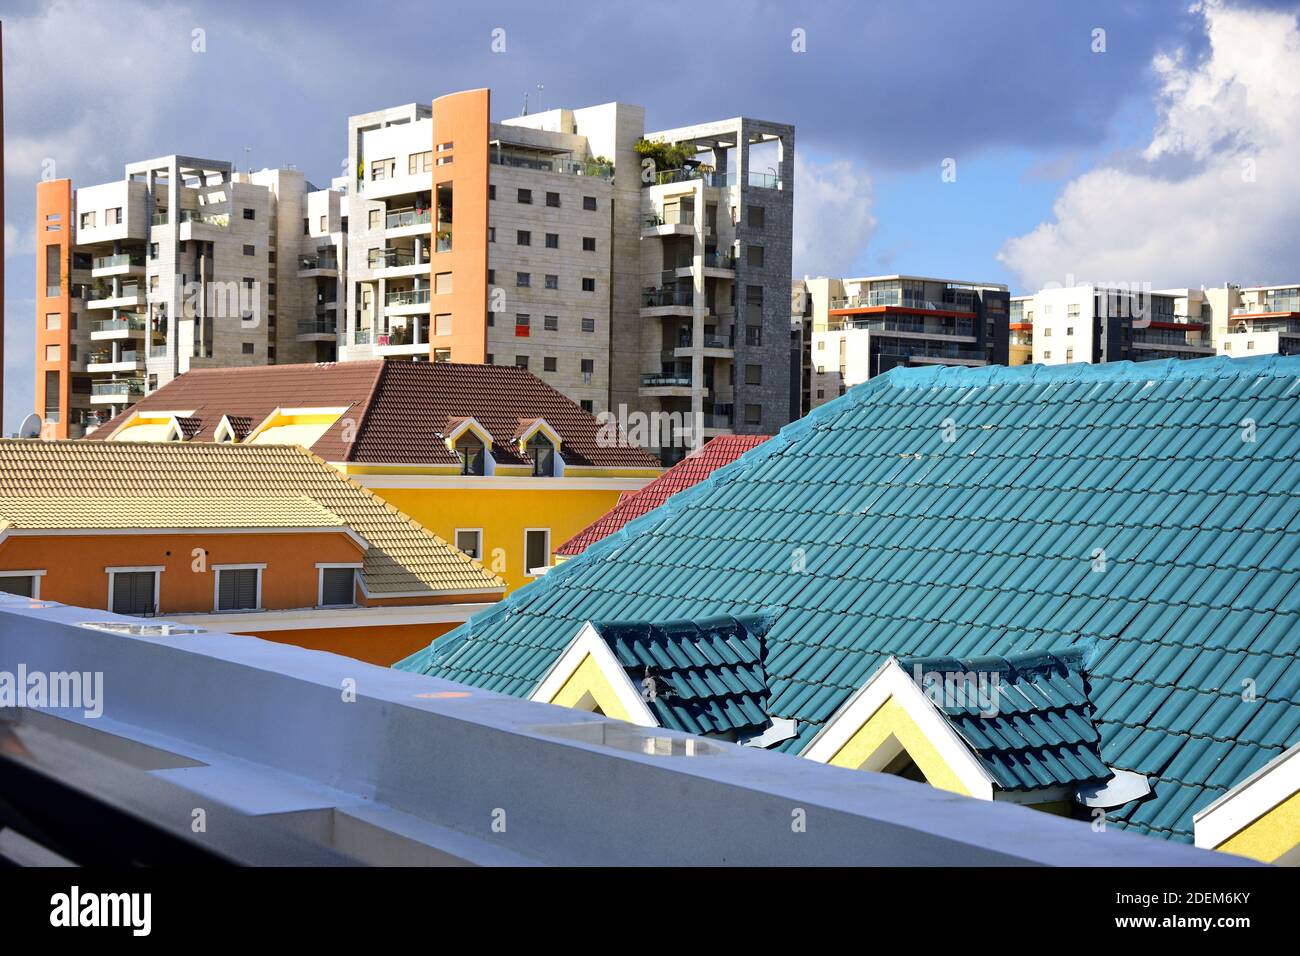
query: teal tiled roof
898 644 1112 792
397 355 1300 842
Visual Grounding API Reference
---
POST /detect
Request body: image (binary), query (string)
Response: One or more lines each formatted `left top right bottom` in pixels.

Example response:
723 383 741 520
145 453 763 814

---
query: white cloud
998 0 1300 291
793 154 877 278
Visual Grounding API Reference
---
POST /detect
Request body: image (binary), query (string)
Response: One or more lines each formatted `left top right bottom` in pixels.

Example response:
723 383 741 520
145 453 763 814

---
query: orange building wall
35 179 73 438
239 621 459 667
0 531 364 613
431 89 490 363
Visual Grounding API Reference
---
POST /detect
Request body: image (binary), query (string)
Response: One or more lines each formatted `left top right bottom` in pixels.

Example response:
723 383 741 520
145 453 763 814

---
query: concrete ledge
0 596 1250 866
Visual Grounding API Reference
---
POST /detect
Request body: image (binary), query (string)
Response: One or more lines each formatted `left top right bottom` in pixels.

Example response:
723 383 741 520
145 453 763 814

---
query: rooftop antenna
522 92 528 116
536 84 544 114
243 145 251 174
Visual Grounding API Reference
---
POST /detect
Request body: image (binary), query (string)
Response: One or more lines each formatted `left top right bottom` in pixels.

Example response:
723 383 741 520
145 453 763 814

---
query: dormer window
527 435 556 477
457 433 486 476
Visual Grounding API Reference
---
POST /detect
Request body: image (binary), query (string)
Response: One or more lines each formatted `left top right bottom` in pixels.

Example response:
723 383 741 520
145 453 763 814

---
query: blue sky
4 0 1300 430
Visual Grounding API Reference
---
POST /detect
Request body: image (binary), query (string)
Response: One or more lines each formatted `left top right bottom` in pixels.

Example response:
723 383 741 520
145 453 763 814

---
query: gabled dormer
444 417 495 476
514 418 564 477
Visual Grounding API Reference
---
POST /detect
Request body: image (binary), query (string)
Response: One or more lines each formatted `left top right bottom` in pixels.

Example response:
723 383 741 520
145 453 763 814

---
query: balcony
86 349 143 373
385 208 431 231
674 332 734 359
90 379 144 403
641 289 695 317
352 328 373 346
831 293 976 314
489 151 614 181
641 209 701 239
85 286 145 311
90 315 148 339
639 372 699 398
150 212 169 226
91 253 146 277
643 167 728 189
384 287 431 317
836 317 977 339
298 254 339 276
297 319 338 341
369 247 429 277
374 319 427 356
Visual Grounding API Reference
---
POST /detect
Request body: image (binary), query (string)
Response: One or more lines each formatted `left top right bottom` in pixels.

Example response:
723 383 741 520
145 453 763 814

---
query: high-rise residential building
792 275 1009 409
35 91 796 456
1205 283 1300 357
35 157 344 437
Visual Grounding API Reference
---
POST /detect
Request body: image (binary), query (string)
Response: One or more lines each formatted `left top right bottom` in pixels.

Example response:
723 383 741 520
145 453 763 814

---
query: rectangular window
488 227 496 243
747 205 765 230
489 184 496 201
581 358 594 384
45 344 61 362
368 209 381 229
105 207 122 225
581 277 595 292
110 569 158 616
319 215 327 232
517 230 531 246
409 150 433 174
242 342 255 355
434 313 452 336
45 245 62 297
516 272 530 287
580 400 594 413
545 233 559 249
747 245 765 268
745 364 762 385
517 188 532 204
746 324 762 346
216 567 261 611
581 317 595 333
582 236 596 252
0 574 38 597
525 529 550 576
242 244 255 256
515 314 530 337
544 315 558 331
319 567 357 607
455 529 483 560
546 191 560 208
583 196 597 211
45 312 61 331
434 348 451 362
435 272 453 294
544 356 557 372
243 208 255 220
515 355 529 369
80 212 96 230
545 274 559 290
745 404 761 426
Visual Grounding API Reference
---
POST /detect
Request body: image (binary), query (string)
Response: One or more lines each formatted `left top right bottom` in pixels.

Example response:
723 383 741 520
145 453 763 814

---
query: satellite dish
18 414 43 439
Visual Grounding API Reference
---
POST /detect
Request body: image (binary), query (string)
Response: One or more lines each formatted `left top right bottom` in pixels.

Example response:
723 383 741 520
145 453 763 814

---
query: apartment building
35 157 344 437
336 91 795 459
793 274 1009 409
1205 283 1300 358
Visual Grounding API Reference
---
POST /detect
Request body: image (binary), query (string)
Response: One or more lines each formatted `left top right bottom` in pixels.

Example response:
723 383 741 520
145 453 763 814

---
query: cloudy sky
3 0 1299 430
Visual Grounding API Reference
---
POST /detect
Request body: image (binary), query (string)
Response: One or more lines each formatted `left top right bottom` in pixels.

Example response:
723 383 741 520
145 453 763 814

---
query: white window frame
212 563 266 613
0 569 46 599
315 562 362 608
454 528 484 561
523 528 551 578
106 566 163 615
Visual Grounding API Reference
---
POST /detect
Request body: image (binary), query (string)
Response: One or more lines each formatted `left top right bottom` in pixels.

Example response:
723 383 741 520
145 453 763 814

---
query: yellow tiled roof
0 440 505 597
0 495 346 531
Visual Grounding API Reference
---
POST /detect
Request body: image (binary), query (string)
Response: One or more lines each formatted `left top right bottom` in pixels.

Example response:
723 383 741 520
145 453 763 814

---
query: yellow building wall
548 653 635 722
1215 788 1300 864
368 486 628 593
828 696 972 797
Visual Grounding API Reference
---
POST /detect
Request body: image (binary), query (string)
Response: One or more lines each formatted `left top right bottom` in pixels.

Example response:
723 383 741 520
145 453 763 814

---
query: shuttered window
320 568 355 607
0 575 35 598
216 568 259 611
111 571 156 616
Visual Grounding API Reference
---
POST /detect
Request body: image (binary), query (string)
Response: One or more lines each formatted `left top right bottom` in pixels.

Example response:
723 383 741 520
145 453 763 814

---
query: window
1043 327 1052 337
544 356 557 372
456 433 486 475
583 196 597 211
487 269 495 284
319 215 327 232
745 364 762 385
434 348 451 362
745 404 761 426
434 313 452 336
215 566 261 611
0 572 41 598
435 272 453 294
581 358 594 384
581 317 595 333
106 207 122 225
747 205 765 230
516 272 530 287
1067 304 1081 318
581 277 595 292
746 324 762 346
1065 326 1074 337
1065 348 1074 361
45 312 61 331
243 208 255 220
517 230 531 246
109 569 159 616
409 150 433 174
488 227 496 243
515 314 530 337
747 245 765 268
544 315 559 331
517 188 532 204
546 191 560 208
371 158 393 181
318 566 357 607
455 529 483 560
45 245 62 297
582 236 596 252
485 353 494 364
242 342 255 355
242 244 255 256
150 242 159 259
527 435 556 476
515 355 529 369
545 274 559 290
80 211 97 230
545 233 559 249
525 529 550 574
1043 350 1053 360
45 344 61 362
368 209 381 229
489 184 496 201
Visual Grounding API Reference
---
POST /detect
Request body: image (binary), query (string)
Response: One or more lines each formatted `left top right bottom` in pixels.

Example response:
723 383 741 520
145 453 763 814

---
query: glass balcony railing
298 319 338 336
91 379 144 396
641 373 693 388
643 210 696 228
488 152 614 180
378 320 426 347
677 333 734 350
92 315 148 333
93 253 145 270
702 251 735 269
298 254 339 271
385 208 432 229
151 212 169 225
368 249 420 269
353 328 373 345
149 345 169 358
642 289 694 308
385 288 431 307
644 167 728 189
87 349 140 366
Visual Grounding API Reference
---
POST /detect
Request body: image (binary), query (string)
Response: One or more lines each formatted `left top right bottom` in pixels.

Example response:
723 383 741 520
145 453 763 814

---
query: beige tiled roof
0 440 505 597
0 495 345 531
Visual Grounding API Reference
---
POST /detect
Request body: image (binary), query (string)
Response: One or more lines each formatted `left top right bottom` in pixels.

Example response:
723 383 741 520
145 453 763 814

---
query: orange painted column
35 179 73 438
430 88 490 363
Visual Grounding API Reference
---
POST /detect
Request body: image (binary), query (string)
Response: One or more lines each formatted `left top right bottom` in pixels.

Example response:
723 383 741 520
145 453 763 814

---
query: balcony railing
385 208 432 229
702 251 735 269
642 289 695 308
93 253 145 270
87 349 140 366
353 328 373 345
148 345 169 358
831 293 976 313
488 151 614 180
378 320 426 347
368 249 420 269
677 332 733 350
91 379 144 397
838 317 977 337
298 254 339 271
643 210 696 228
151 212 169 225
385 288 431 306
179 210 230 228
298 319 338 336
641 373 693 388
644 167 728 189
92 315 148 333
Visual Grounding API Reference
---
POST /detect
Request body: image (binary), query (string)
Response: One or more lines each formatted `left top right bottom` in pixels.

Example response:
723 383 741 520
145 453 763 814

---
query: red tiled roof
89 361 660 469
555 434 769 555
